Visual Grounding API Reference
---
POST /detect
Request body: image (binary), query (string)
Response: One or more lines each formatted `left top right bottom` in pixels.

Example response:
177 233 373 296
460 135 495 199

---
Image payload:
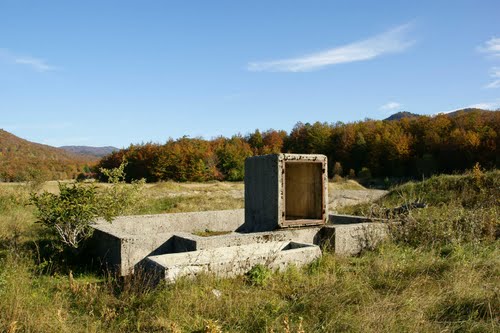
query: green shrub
30 162 144 250
246 264 271 286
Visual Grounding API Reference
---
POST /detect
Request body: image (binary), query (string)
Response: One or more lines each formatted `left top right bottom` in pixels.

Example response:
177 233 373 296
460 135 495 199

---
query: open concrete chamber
244 154 328 231
284 160 325 226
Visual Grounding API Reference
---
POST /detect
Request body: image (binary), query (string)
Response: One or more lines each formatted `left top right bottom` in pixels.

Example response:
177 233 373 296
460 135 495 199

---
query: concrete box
244 154 328 232
144 241 322 283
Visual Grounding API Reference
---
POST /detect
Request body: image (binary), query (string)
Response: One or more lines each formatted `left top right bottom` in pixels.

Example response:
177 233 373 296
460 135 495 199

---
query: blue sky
1 1 499 148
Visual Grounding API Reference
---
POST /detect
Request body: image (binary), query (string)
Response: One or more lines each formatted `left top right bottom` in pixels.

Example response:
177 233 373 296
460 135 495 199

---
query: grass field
0 171 498 332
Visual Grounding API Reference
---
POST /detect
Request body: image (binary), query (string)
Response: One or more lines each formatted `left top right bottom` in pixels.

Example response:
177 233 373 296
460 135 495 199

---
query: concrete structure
90 153 389 283
90 211 387 278
319 222 389 255
143 241 321 284
244 154 328 232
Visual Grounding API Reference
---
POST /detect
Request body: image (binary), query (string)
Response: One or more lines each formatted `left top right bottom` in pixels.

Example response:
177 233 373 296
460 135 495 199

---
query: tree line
96 109 499 182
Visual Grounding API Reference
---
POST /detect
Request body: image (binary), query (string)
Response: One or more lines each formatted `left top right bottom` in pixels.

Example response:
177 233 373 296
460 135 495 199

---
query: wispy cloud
466 101 500 110
0 48 57 72
478 37 500 57
14 56 56 72
484 67 500 89
247 23 415 72
441 100 500 114
379 101 402 111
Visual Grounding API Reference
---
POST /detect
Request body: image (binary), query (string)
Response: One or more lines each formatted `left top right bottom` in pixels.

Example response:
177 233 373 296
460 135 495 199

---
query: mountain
0 129 97 181
445 108 493 117
59 145 119 158
384 111 420 121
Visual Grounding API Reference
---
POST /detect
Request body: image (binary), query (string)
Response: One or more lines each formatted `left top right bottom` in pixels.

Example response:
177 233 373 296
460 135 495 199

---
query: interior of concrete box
284 161 324 224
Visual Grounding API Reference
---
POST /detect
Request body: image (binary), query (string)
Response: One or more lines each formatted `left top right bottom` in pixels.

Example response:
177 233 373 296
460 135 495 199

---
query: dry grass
0 174 499 332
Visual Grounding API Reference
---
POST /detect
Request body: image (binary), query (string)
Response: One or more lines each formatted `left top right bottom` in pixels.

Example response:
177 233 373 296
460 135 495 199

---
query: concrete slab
92 209 245 236
144 241 321 283
320 223 389 255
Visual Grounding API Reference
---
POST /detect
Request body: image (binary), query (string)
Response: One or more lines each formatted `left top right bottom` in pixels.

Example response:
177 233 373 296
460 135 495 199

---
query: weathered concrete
89 153 391 281
320 222 389 255
90 210 390 275
244 154 328 232
143 241 321 283
90 209 244 275
172 227 322 252
93 209 245 236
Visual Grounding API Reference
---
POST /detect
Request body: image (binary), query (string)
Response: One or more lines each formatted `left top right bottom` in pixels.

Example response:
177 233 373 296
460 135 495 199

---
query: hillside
0 129 97 181
59 145 118 157
384 111 420 121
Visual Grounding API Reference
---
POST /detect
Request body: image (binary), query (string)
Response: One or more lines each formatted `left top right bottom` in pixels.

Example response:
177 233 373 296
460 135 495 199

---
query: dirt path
328 189 388 211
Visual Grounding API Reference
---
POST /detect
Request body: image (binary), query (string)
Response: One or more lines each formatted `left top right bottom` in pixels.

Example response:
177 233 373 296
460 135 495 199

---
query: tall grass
340 169 499 247
0 172 499 332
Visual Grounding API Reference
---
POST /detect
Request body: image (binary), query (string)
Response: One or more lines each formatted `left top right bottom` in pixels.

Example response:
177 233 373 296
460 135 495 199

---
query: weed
246 264 272 286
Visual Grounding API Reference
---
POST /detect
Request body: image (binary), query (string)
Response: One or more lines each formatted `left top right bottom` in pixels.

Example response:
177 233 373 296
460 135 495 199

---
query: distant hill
0 129 97 181
445 108 493 117
384 111 420 121
59 145 119 157
386 108 493 121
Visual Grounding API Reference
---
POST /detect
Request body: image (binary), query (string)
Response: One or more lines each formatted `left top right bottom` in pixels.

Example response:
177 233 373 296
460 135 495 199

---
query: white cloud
485 80 500 89
379 101 402 111
440 100 500 114
0 48 57 72
478 37 500 56
14 56 56 72
247 23 415 72
484 67 500 89
466 101 500 110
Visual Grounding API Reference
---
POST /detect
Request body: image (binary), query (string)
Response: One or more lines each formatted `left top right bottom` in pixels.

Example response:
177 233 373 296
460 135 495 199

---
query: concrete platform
90 210 388 276
143 241 321 283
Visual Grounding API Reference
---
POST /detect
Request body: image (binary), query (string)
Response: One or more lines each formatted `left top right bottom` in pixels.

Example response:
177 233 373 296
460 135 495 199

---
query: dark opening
284 162 323 225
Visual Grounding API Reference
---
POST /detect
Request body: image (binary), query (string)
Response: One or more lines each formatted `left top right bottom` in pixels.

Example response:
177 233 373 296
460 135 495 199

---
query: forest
96 109 499 182
0 129 94 182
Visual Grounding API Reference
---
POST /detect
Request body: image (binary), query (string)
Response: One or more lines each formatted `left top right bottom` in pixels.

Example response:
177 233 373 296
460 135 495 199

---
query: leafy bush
30 162 143 250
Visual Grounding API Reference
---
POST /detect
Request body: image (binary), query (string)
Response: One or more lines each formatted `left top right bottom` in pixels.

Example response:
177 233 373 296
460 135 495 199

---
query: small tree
333 161 343 177
30 162 143 250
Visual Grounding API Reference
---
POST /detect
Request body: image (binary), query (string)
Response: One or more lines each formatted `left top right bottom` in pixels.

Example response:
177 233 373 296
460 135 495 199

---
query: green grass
339 169 499 247
0 173 499 332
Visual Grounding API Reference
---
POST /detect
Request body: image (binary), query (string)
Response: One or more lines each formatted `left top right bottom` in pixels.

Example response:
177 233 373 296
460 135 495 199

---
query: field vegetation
0 168 498 332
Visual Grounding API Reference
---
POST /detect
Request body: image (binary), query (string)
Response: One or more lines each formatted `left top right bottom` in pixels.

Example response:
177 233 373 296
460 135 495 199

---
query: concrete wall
244 154 280 232
93 209 245 236
320 223 389 255
91 209 245 275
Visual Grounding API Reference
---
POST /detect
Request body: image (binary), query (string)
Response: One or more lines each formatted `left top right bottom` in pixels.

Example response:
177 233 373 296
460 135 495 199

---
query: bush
246 264 271 286
30 162 143 250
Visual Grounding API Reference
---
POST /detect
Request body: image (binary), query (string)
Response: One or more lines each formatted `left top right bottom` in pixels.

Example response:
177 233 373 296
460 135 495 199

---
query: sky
1 1 499 148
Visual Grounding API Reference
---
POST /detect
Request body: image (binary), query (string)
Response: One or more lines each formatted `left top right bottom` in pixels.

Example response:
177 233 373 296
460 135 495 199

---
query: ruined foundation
90 154 388 282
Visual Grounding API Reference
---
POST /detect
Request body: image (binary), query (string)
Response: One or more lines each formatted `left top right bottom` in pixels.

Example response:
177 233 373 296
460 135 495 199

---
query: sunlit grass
0 172 498 332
